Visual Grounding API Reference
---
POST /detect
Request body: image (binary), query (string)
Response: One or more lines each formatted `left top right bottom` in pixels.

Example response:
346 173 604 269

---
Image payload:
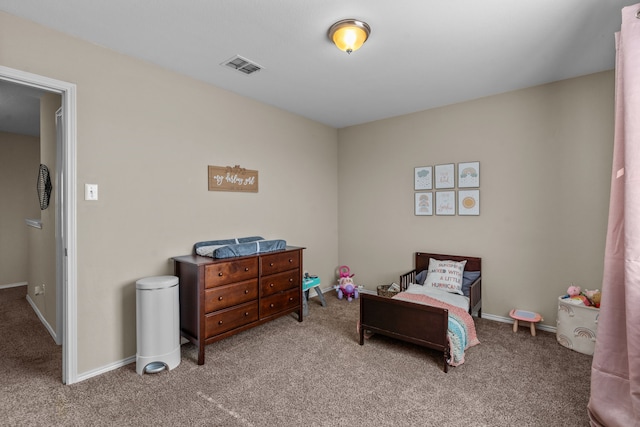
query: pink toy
339 265 353 280
567 285 581 297
566 284 591 306
336 265 358 302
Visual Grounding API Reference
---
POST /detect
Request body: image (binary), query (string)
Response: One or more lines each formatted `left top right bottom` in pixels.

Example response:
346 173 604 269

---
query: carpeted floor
1 285 592 426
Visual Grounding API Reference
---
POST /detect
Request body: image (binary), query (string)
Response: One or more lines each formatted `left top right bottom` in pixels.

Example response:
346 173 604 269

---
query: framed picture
458 190 480 215
435 191 456 215
458 161 480 188
435 163 455 189
414 166 432 190
415 192 433 216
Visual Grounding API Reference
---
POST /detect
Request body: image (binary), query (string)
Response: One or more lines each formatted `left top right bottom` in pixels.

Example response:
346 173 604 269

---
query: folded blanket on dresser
194 236 287 259
392 292 480 366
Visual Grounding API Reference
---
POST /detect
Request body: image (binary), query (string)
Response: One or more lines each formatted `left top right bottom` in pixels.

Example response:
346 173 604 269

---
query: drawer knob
218 320 223 325
289 297 294 301
270 303 275 308
218 296 223 301
218 272 223 277
244 312 249 316
244 267 249 271
289 259 293 263
270 262 274 267
244 289 249 294
289 278 293 282
269 283 274 287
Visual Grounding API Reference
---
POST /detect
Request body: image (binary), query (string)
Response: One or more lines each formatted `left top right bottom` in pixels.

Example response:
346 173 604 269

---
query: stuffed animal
585 289 602 308
565 284 591 305
567 285 581 297
336 265 358 302
592 291 601 308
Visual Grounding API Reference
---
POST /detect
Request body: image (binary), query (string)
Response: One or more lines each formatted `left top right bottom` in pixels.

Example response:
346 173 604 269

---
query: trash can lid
136 275 178 290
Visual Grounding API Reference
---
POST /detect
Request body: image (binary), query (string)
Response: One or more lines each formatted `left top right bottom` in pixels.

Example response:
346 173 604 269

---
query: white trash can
136 275 181 374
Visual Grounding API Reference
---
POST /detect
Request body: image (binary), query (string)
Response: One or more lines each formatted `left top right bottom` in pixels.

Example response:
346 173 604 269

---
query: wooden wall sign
208 165 258 192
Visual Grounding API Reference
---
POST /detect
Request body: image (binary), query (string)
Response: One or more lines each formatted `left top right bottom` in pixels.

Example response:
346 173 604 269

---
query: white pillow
423 258 467 295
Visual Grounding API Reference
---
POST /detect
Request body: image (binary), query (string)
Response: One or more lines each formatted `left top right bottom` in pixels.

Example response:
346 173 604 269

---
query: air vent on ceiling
222 55 262 75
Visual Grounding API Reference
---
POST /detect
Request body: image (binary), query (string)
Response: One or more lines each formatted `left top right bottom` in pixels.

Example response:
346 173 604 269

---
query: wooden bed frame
359 252 482 372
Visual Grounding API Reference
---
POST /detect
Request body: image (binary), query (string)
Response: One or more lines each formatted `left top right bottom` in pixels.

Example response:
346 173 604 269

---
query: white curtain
588 4 640 426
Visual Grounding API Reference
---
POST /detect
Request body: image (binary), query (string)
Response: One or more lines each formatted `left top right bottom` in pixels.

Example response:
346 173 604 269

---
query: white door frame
0 66 78 385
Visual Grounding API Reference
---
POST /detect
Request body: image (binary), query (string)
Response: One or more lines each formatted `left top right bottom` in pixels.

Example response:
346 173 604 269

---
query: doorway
0 66 78 385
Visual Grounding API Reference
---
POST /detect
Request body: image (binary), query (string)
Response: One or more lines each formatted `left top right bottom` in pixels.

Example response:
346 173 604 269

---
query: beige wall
1 10 615 377
0 132 40 285
338 71 614 326
1 12 339 374
26 93 60 329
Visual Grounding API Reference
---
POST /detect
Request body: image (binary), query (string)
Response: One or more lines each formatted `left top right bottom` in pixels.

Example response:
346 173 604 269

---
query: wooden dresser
173 246 304 365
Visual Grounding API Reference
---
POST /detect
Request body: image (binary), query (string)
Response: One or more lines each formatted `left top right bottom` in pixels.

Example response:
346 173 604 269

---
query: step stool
509 309 543 336
302 276 326 316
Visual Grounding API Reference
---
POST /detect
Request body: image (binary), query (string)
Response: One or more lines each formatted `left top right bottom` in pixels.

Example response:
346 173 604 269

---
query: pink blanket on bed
393 292 480 366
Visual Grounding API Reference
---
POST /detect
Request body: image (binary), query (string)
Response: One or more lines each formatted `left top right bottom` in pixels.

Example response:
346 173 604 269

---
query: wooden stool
509 309 543 336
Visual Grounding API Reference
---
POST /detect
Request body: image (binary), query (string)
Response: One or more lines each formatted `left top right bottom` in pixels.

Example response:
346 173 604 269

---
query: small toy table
509 309 543 336
302 277 326 316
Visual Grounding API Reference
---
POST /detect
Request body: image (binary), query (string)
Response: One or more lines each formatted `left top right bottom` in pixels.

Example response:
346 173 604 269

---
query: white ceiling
0 79 45 137
0 0 635 134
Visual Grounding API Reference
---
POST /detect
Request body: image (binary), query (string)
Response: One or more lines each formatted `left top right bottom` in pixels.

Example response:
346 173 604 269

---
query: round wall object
37 164 52 210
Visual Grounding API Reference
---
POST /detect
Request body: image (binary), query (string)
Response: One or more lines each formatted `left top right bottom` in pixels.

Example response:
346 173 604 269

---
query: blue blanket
194 236 287 259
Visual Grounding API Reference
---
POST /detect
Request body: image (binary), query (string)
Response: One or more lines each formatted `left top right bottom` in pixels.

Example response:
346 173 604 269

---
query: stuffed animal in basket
567 285 581 297
566 285 591 306
336 265 358 302
585 289 602 308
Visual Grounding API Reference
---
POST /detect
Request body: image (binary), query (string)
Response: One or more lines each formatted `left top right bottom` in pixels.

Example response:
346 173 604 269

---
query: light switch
85 184 98 201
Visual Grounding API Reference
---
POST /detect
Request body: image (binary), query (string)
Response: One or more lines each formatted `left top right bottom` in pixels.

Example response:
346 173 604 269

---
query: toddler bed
359 252 481 372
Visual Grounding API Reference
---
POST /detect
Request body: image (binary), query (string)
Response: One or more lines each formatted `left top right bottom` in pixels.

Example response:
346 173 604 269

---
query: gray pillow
462 271 481 297
415 269 428 285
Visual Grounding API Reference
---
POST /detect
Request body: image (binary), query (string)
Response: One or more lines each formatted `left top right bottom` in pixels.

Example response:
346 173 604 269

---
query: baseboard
312 286 376 296
482 313 556 333
25 294 60 342
77 355 136 383
0 282 28 289
78 287 335 383
309 285 338 297
75 287 555 383
351 288 557 333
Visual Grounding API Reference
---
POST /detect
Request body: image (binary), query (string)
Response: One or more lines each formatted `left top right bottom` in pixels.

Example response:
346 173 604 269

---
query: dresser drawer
261 270 300 297
204 257 258 288
204 279 258 313
261 250 300 276
205 301 259 337
260 288 299 317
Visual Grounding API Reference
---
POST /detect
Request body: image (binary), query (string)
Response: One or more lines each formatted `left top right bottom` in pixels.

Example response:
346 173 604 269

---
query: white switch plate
85 184 98 201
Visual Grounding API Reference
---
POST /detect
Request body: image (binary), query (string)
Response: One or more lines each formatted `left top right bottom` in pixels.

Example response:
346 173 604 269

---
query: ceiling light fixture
328 19 371 54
